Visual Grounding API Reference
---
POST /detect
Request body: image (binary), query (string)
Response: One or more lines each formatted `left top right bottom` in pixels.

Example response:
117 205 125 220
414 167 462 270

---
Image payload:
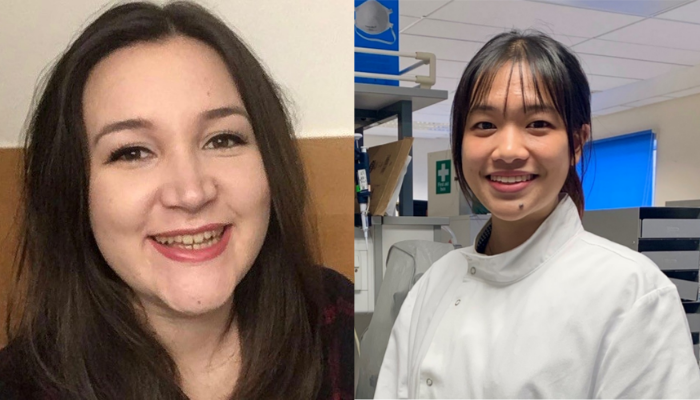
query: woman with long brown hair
0 2 353 399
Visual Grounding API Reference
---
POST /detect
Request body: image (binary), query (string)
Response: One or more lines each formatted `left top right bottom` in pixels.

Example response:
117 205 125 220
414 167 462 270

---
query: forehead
82 36 243 133
474 61 554 111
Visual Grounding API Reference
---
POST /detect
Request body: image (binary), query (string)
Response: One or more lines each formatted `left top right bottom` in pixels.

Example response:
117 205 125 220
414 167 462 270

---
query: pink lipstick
149 225 231 263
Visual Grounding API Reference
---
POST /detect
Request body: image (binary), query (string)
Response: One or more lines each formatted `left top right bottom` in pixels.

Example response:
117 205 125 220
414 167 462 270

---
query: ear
573 124 591 165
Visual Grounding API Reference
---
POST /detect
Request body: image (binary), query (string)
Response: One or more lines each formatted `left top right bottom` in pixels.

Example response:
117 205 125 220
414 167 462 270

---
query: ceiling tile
578 53 686 80
593 105 632 115
431 77 461 91
436 60 469 79
599 19 700 52
623 96 674 107
429 0 642 38
573 38 700 65
403 18 588 46
404 18 506 42
400 35 483 62
656 0 700 24
530 0 690 17
399 0 452 18
550 33 590 47
399 15 421 31
586 74 640 91
665 85 700 98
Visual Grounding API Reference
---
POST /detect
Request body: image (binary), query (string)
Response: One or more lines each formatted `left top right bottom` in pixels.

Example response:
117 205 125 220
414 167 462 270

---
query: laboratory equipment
355 133 371 247
356 240 455 399
354 216 450 313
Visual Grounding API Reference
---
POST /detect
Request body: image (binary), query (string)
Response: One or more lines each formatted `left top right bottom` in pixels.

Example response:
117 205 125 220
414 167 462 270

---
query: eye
203 132 247 150
108 146 153 163
527 120 553 129
474 122 496 130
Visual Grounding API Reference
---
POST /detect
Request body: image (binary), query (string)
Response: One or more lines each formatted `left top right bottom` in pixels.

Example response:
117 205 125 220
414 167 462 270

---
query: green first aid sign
436 160 451 194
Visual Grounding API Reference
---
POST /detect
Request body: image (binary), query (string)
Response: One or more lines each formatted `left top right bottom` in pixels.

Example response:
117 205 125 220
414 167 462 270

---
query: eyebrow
92 105 251 147
469 103 557 115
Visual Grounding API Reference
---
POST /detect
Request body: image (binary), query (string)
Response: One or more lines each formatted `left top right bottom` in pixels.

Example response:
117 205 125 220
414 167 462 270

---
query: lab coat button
455 299 461 306
427 378 433 386
470 266 476 275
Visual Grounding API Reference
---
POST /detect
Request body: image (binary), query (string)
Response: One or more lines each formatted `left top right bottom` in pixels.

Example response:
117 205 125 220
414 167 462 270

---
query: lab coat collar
460 194 583 284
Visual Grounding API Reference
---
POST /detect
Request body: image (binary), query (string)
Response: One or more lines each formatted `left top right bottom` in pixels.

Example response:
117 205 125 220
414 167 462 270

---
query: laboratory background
354 0 700 396
0 0 355 347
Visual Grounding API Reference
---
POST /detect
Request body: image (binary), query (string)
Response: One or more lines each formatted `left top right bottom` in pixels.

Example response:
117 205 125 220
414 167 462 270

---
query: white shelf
355 83 448 129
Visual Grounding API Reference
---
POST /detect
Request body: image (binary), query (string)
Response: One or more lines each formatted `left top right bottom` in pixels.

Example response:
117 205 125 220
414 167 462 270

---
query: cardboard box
356 138 413 216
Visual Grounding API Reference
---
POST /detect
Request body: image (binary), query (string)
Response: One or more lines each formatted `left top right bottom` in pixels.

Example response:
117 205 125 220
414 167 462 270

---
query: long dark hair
3 2 324 399
451 30 591 215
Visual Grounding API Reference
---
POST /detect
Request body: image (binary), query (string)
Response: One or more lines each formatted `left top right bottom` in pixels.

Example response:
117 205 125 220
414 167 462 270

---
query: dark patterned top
317 267 355 400
0 267 354 400
475 221 493 254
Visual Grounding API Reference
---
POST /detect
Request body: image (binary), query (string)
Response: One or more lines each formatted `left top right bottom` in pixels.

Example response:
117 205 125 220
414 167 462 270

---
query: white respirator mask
355 0 396 45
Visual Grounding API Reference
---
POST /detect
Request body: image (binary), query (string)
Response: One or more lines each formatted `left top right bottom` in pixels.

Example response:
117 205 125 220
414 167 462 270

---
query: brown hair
451 30 591 216
3 2 323 399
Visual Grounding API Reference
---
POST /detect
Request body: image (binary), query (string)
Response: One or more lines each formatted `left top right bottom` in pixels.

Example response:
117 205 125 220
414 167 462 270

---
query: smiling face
83 36 271 318
461 62 574 225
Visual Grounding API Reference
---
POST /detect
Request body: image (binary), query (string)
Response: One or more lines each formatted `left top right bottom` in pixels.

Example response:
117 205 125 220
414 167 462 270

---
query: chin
169 296 231 317
160 285 234 317
479 195 527 221
488 207 528 222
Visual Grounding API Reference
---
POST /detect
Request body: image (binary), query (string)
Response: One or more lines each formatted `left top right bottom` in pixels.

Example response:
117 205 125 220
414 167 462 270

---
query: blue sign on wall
355 0 399 86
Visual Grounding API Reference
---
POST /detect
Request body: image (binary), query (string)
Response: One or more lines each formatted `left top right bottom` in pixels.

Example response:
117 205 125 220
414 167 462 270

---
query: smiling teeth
490 174 534 184
153 227 225 249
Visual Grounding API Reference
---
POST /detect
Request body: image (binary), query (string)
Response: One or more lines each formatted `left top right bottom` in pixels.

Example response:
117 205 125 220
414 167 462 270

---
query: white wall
0 0 353 147
363 134 451 201
592 93 700 206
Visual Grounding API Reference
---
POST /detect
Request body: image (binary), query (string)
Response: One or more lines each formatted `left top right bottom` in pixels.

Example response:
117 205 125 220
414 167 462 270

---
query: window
577 130 656 210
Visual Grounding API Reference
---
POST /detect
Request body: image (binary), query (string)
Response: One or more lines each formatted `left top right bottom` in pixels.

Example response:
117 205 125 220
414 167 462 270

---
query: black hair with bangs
451 30 591 215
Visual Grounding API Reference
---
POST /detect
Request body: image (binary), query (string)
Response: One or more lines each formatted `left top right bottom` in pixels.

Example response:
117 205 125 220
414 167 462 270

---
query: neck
487 198 559 255
138 297 240 399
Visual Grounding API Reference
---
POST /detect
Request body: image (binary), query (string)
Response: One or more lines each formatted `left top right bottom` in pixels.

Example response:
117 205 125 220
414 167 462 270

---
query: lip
152 223 228 237
149 224 232 263
486 173 537 194
487 170 535 177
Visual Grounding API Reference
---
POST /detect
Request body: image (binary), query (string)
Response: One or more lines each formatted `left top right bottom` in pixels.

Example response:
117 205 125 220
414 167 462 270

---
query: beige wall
592 93 700 206
0 149 22 346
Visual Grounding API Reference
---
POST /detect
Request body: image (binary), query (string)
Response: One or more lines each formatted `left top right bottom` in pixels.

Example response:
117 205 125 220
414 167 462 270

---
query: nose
159 149 217 213
492 125 529 164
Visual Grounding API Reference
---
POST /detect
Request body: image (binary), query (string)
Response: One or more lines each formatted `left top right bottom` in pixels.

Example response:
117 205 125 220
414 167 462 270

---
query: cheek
219 155 271 225
461 137 488 178
88 173 153 284
250 180 271 227
88 166 155 266
89 166 153 225
89 173 140 239
541 139 571 179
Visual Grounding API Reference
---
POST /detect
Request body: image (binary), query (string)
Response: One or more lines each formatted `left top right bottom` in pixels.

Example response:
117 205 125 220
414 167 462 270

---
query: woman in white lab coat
375 30 700 399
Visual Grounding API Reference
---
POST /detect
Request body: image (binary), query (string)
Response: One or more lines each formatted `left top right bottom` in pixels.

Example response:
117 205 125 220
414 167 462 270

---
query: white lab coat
375 196 700 399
